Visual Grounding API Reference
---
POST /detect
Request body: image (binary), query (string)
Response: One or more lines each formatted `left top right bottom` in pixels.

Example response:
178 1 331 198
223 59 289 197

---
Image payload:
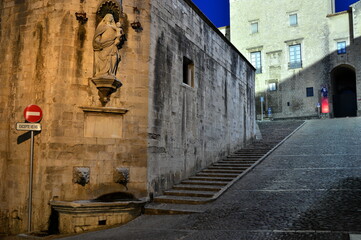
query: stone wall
326 4 361 116
147 0 256 195
231 0 361 119
349 1 361 115
0 0 151 234
230 0 340 119
0 0 255 234
327 11 355 112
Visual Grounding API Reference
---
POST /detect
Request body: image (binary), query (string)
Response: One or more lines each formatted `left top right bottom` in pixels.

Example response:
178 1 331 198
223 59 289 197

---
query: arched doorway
331 65 357 118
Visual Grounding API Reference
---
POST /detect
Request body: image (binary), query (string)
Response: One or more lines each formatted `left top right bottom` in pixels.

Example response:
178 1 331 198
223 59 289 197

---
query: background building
0 0 255 234
230 0 361 119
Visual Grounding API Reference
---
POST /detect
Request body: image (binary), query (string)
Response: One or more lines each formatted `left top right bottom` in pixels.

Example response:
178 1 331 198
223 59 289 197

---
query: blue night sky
192 0 360 27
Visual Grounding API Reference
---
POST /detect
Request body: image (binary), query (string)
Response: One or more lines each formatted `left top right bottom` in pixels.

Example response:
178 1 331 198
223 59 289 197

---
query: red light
321 97 329 113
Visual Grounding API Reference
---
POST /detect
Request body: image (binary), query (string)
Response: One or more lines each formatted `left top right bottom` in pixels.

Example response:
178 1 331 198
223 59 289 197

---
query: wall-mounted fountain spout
114 167 129 189
73 167 90 186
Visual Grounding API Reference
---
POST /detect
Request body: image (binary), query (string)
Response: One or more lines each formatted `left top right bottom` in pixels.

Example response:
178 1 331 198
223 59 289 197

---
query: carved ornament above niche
96 0 122 26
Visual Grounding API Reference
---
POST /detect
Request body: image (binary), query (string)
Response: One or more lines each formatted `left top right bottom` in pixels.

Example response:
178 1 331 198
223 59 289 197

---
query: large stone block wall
147 0 256 195
326 5 361 116
231 0 361 119
0 0 256 234
230 0 337 119
0 0 151 234
349 1 361 115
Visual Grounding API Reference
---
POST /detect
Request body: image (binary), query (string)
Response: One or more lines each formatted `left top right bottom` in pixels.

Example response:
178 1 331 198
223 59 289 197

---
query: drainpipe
349 7 354 44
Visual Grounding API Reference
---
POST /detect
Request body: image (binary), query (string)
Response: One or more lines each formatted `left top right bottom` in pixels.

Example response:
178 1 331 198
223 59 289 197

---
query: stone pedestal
92 76 122 106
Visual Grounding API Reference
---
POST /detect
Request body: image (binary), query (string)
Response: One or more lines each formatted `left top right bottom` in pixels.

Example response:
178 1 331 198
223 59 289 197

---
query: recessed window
250 51 262 74
289 44 302 69
337 41 346 54
269 82 277 91
183 57 194 87
306 87 314 97
251 22 258 34
289 14 298 26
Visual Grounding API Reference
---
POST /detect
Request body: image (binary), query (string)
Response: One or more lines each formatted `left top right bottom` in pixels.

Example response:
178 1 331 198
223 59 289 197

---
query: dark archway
331 65 357 118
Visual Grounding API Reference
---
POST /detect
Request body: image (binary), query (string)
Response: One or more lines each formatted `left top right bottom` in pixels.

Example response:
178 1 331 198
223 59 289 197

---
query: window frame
288 44 302 69
251 22 259 34
289 13 298 26
183 57 194 87
306 87 314 97
250 51 262 74
337 41 346 54
269 82 277 91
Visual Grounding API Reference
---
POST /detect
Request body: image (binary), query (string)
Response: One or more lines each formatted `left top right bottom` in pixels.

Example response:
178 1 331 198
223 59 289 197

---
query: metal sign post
260 97 264 121
28 130 34 233
17 104 42 233
16 123 42 233
317 102 321 118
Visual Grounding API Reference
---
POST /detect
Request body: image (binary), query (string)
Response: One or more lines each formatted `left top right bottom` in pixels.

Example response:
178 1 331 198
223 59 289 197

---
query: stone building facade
0 0 255 234
230 0 361 119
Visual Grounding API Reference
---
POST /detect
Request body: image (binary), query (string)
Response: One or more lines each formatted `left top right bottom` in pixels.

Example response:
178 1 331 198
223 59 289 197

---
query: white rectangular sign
16 123 42 131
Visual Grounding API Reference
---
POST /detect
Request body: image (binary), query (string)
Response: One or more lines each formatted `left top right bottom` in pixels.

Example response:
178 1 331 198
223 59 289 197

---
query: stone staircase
144 145 274 214
145 121 305 215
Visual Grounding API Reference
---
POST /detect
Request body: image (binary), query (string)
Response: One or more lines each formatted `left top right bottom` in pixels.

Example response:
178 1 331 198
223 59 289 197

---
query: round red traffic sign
23 105 43 123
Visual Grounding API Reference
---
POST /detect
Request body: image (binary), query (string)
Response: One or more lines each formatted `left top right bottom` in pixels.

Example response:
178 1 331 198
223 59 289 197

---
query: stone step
181 180 228 186
196 172 239 178
230 153 266 156
173 184 222 192
221 159 257 162
212 163 252 168
221 158 258 162
223 160 259 164
188 176 234 181
153 195 212 205
164 189 215 198
225 157 261 160
218 161 257 165
230 152 263 154
208 166 249 170
229 152 264 155
242 149 271 152
201 169 245 173
230 154 265 157
227 155 263 158
235 149 270 152
238 146 271 149
236 150 269 153
144 203 207 215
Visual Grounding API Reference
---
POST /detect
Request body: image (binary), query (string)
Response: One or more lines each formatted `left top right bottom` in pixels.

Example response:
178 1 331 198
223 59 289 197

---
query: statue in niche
93 13 125 79
92 13 126 106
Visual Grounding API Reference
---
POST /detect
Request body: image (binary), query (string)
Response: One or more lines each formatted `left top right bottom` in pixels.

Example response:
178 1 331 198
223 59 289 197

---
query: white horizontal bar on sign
26 112 41 117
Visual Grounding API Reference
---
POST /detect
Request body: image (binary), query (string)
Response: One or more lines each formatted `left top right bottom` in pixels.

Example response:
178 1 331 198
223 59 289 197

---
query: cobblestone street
11 118 361 240
57 118 361 240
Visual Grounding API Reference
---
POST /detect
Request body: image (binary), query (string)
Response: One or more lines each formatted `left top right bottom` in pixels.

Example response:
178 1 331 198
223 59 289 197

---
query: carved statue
92 13 126 106
93 14 125 79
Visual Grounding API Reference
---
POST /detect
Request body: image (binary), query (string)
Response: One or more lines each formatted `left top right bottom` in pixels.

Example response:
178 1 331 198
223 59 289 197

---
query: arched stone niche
96 0 122 27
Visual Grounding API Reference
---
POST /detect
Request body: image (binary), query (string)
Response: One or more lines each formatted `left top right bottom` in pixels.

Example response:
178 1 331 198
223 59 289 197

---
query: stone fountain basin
50 197 146 233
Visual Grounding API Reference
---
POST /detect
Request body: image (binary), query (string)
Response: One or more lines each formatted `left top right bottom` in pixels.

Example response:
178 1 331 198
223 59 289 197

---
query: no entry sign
18 105 43 232
23 105 43 123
